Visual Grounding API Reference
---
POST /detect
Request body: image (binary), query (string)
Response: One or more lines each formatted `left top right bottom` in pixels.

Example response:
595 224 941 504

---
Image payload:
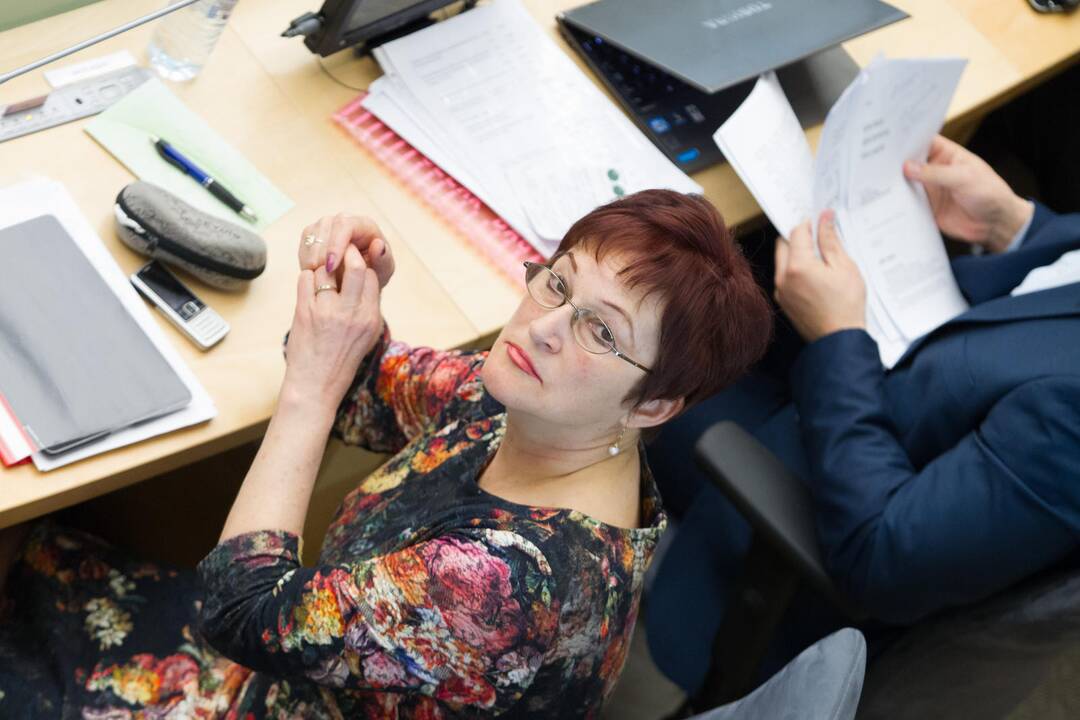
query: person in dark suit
645 134 1080 694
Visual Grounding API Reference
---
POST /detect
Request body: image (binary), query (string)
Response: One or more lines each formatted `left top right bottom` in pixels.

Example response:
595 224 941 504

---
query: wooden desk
951 0 1080 86
0 0 479 525
1 0 1078 528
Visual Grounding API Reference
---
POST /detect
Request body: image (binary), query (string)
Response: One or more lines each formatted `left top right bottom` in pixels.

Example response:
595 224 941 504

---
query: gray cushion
694 628 867 720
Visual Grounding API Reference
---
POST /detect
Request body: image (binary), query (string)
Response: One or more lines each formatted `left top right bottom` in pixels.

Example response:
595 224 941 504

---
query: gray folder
561 0 907 94
0 215 190 455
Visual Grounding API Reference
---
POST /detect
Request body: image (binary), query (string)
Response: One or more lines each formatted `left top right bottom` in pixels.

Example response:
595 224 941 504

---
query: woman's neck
478 412 642 528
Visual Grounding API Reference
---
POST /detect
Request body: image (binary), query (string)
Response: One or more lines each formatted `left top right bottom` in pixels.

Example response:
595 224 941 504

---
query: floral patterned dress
0 330 666 718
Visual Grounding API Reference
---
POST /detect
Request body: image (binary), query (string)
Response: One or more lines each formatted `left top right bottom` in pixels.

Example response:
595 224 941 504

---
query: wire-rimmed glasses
523 260 652 373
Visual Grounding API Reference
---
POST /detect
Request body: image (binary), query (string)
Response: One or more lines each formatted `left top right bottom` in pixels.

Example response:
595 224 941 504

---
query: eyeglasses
1027 0 1077 14
523 260 652 373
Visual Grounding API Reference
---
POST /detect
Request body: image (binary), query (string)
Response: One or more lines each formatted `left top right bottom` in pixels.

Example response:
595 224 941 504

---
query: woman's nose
529 304 573 354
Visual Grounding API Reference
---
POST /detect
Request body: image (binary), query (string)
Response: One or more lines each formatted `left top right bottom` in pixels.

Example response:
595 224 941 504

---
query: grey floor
602 617 687 720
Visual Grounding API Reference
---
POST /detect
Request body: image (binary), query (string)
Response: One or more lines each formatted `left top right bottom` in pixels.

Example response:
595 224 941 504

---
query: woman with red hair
0 190 772 718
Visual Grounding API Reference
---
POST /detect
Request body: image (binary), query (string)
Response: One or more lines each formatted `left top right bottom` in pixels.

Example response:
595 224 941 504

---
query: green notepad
85 78 292 232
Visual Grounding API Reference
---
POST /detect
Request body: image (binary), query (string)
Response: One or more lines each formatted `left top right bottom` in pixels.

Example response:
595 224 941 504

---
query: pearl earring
609 425 626 456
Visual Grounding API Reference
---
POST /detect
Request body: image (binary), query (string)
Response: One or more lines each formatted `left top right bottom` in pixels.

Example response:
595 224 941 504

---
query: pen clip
153 140 188 173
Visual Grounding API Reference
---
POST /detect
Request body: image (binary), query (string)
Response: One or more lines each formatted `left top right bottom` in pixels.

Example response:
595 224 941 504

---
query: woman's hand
282 243 383 415
298 214 395 288
903 135 1033 254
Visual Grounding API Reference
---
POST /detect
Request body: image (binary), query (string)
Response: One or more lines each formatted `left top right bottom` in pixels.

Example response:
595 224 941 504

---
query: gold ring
303 233 323 247
315 283 336 295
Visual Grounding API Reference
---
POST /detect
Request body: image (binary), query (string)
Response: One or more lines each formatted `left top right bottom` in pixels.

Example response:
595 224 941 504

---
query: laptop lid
560 0 907 94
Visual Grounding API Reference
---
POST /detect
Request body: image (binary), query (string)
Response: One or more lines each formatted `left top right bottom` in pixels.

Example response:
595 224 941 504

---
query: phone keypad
188 308 229 348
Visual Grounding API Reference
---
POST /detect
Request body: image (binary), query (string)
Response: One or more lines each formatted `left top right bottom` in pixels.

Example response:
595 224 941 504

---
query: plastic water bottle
147 0 239 81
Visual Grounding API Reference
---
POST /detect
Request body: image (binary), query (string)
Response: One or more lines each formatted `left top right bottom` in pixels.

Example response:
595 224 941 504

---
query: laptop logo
701 2 773 29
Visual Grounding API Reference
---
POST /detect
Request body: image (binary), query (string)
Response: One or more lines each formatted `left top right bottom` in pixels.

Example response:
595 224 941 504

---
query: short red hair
557 189 773 410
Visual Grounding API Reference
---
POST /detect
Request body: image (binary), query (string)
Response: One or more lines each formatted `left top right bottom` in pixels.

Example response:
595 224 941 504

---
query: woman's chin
481 354 536 412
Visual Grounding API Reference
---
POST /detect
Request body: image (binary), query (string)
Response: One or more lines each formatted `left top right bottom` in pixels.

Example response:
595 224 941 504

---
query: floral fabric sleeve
196 529 557 713
330 325 488 454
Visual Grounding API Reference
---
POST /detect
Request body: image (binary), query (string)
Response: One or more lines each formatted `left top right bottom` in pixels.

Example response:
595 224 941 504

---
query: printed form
368 0 701 255
714 57 969 367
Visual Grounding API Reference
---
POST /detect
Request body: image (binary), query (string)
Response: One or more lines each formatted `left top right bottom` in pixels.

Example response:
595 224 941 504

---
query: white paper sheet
0 178 215 471
841 57 969 340
713 72 815 239
367 0 701 255
713 57 970 367
362 76 495 222
504 150 638 242
44 50 137 88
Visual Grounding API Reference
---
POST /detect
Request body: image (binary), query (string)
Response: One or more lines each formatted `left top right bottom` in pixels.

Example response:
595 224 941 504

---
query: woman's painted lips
505 342 542 384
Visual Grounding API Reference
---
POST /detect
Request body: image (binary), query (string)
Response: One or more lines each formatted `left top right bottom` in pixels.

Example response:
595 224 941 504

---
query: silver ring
315 283 336 295
303 233 323 247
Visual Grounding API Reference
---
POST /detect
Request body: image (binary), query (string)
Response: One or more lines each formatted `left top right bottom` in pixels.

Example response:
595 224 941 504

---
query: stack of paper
333 94 545 285
361 0 701 257
714 58 969 367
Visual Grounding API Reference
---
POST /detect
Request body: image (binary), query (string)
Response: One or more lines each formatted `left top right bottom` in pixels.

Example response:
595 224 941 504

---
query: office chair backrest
692 628 867 720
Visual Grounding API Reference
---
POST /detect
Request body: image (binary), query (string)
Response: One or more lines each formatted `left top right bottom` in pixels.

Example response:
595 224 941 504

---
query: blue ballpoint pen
149 135 258 223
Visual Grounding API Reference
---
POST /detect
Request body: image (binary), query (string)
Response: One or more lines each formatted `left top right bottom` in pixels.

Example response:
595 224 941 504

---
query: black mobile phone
131 261 229 350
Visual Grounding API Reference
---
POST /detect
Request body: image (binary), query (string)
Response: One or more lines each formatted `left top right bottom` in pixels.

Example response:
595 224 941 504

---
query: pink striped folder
0 392 32 466
332 94 544 285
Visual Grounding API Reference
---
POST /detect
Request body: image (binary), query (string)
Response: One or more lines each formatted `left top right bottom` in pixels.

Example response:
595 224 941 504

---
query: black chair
688 420 1080 719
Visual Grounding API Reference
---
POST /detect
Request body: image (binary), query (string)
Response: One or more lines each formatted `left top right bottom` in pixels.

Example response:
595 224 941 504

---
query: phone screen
137 262 205 320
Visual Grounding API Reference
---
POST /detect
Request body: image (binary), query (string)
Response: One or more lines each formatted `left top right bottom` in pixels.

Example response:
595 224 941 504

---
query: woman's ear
626 396 684 431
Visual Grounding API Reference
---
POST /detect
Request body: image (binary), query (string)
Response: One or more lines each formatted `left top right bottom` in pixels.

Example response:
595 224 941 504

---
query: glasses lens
573 308 616 354
526 264 566 308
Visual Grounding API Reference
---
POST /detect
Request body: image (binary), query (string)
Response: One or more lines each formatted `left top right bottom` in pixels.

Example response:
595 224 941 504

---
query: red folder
0 392 33 466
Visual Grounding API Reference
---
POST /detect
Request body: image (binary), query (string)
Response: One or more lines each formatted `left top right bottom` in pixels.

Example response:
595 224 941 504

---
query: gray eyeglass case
113 181 266 290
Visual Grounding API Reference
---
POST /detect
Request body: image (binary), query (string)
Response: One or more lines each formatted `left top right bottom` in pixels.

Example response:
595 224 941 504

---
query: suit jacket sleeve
790 329 1080 624
951 203 1080 303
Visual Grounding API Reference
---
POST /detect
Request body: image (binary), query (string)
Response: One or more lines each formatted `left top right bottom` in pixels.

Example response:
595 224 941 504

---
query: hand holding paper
715 57 970 367
903 135 1035 254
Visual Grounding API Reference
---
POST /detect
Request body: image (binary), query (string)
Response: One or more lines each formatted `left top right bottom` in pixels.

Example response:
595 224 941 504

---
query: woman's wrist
277 376 341 429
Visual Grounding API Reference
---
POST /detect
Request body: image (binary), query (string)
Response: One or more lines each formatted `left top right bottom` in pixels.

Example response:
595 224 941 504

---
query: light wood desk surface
0 0 1078 527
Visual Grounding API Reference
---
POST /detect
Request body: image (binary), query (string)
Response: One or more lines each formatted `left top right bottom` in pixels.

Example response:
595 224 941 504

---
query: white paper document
44 50 137 88
364 0 701 255
714 58 970 367
713 72 815 239
0 178 216 471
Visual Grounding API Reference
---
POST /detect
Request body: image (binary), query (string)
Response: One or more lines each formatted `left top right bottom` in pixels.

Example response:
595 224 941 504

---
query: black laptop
558 0 907 173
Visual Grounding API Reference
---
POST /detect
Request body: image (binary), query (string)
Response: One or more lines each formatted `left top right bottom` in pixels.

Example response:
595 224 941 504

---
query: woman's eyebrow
602 299 636 346
561 252 636 345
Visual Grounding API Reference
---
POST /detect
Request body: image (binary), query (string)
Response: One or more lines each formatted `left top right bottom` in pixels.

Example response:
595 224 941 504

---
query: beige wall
0 0 105 33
